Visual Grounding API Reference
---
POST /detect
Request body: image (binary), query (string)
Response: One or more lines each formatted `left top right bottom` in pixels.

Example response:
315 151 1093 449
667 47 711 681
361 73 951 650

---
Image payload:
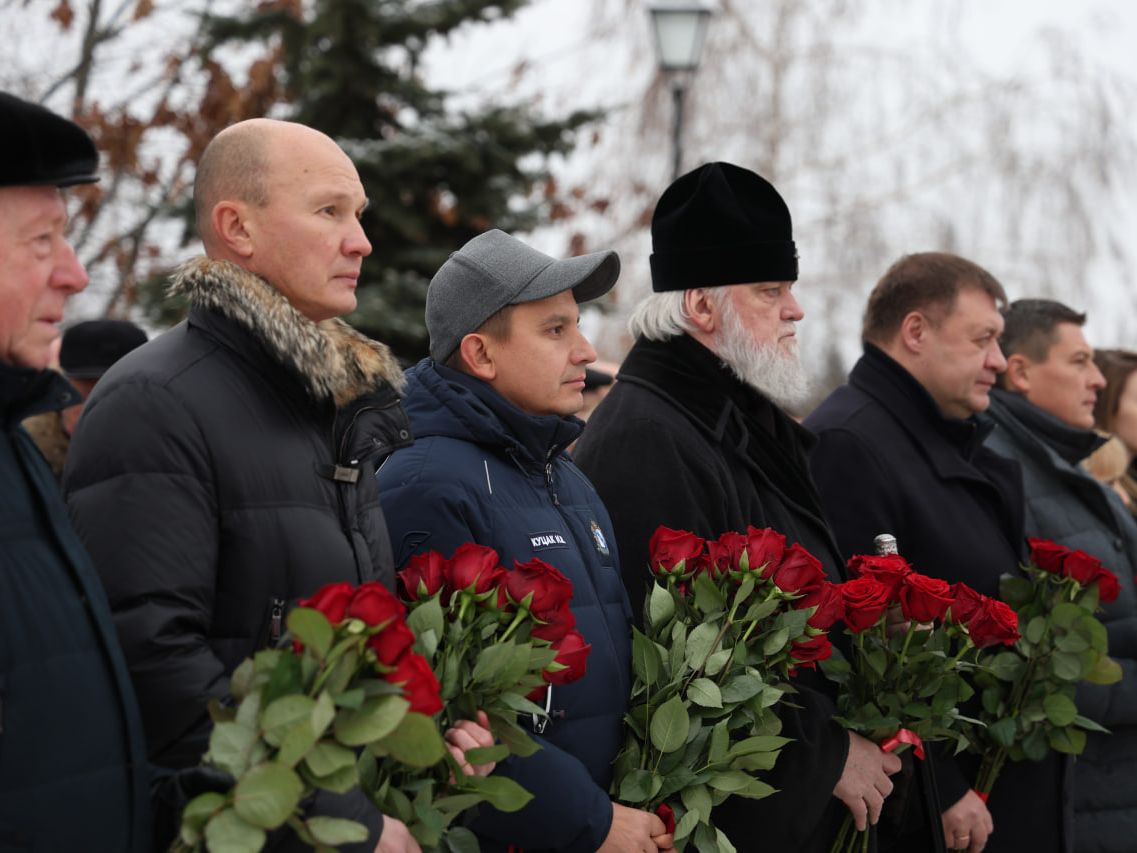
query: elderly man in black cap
574 162 902 853
376 229 673 853
0 90 156 850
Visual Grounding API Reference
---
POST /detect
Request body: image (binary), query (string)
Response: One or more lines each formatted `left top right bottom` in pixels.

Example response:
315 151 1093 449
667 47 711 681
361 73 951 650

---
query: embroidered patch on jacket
591 520 610 555
530 531 568 551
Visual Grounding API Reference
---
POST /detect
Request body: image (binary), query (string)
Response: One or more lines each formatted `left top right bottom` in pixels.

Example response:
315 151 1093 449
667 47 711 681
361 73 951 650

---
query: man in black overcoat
804 253 1071 853
574 162 902 853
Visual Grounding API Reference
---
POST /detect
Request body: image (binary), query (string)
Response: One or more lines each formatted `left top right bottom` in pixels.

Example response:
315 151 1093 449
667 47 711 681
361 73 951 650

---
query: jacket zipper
269 597 285 646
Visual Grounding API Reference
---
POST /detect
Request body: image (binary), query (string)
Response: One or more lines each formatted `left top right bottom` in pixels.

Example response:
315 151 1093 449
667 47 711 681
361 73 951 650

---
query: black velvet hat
0 91 99 188
649 162 798 292
59 319 148 379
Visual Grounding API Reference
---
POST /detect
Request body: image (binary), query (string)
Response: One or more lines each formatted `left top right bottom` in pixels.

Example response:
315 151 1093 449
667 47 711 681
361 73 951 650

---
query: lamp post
648 1 713 180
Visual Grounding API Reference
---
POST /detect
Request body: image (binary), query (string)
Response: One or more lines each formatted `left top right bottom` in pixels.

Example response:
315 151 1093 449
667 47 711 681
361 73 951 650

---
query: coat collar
987 387 1105 467
850 343 996 462
170 256 405 408
0 360 81 430
404 358 582 472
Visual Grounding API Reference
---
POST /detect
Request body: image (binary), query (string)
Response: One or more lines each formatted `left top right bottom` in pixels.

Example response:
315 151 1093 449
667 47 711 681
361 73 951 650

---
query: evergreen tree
175 0 597 360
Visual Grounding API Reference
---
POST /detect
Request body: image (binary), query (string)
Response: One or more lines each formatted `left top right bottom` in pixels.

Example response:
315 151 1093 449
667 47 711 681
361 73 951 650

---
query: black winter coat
0 361 152 851
376 359 632 853
573 335 852 853
804 344 1072 853
984 389 1137 853
64 258 412 849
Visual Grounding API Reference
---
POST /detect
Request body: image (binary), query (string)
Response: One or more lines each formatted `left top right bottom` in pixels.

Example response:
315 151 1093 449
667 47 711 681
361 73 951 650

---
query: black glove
151 765 236 851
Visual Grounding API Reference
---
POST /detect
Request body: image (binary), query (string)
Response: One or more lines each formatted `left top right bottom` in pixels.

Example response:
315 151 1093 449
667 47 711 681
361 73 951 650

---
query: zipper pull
270 598 285 645
545 461 559 506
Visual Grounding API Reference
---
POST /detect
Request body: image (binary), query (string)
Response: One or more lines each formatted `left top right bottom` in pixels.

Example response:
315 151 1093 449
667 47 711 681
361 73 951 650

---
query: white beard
713 295 810 410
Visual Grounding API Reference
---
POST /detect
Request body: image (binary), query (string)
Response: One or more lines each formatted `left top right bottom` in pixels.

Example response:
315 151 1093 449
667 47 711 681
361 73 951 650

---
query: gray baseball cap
427 229 620 362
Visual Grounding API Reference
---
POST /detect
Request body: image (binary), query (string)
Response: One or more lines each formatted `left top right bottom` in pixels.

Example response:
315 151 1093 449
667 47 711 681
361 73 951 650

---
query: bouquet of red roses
962 538 1121 808
362 543 591 851
822 553 1020 853
611 525 844 853
174 581 449 852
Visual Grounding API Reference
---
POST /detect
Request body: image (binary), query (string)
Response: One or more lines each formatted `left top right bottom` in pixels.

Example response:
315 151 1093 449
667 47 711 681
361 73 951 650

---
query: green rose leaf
1085 652 1123 685
988 717 1019 749
406 595 445 650
377 710 448 767
303 740 358 778
632 629 664 687
230 658 257 704
460 774 537 812
650 695 691 753
707 769 756 793
674 807 700 840
207 721 260 778
618 768 661 804
649 583 676 629
681 783 713 823
1043 693 1078 726
685 623 722 672
262 694 317 748
304 816 370 845
335 694 410 746
180 792 228 843
288 608 333 659
688 677 723 709
204 806 266 853
232 762 304 829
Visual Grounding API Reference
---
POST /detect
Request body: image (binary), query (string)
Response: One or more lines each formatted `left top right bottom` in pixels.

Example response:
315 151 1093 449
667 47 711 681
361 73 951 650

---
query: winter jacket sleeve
64 374 229 765
376 461 616 853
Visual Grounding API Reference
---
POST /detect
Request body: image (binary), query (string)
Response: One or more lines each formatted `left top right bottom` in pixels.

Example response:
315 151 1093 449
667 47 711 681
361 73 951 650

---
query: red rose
526 684 549 703
744 526 787 577
1060 548 1103 585
656 803 676 835
1096 568 1121 604
445 543 503 594
898 573 954 624
347 582 406 628
707 531 748 577
1029 537 1069 574
399 551 447 601
298 581 355 625
506 558 574 613
771 543 826 594
530 605 577 642
839 577 893 632
386 650 444 716
367 619 416 666
946 583 986 625
967 599 1021 648
544 630 591 685
798 581 845 630
789 633 833 667
846 554 912 599
648 527 705 576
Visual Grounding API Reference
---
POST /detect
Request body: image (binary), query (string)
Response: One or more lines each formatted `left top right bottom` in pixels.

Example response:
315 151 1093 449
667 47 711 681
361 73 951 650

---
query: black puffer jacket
63 257 412 777
984 389 1137 853
1 361 152 851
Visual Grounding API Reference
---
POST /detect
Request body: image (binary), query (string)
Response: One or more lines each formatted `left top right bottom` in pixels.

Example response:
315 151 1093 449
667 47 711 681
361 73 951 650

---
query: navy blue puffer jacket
376 359 632 853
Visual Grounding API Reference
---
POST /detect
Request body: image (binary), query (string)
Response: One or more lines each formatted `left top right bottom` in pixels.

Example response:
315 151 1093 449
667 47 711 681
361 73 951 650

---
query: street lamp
648 1 713 180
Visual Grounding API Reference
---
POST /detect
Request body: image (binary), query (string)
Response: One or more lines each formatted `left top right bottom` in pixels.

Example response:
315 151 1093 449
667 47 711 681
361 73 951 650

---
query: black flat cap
60 319 148 379
0 91 99 188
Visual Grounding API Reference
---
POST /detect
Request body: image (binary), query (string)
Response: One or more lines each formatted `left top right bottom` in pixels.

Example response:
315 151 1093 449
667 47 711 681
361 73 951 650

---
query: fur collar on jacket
170 256 405 408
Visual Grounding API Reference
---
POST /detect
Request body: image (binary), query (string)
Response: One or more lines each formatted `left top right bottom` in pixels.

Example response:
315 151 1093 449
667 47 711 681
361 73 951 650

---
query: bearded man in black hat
574 162 902 853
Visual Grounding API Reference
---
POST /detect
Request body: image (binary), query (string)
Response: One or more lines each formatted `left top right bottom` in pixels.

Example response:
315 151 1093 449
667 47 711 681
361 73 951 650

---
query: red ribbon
880 728 925 760
972 789 989 803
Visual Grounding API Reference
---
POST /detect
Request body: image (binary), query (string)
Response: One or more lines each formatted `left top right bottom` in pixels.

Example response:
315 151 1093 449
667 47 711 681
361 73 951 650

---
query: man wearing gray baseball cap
377 230 674 853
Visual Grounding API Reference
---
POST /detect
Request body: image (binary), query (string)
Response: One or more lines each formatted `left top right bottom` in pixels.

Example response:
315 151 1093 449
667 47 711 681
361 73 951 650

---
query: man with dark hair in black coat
805 253 1070 853
574 162 902 853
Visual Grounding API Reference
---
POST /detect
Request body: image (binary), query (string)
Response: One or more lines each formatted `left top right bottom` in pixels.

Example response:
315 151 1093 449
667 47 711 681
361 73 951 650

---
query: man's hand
941 790 992 853
598 803 675 853
376 816 422 853
445 710 496 777
832 732 903 831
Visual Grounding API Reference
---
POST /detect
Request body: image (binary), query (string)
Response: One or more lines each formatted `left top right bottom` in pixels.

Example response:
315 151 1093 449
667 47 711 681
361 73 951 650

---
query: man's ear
458 333 496 382
211 200 254 258
898 311 929 354
1004 353 1032 393
683 288 718 334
